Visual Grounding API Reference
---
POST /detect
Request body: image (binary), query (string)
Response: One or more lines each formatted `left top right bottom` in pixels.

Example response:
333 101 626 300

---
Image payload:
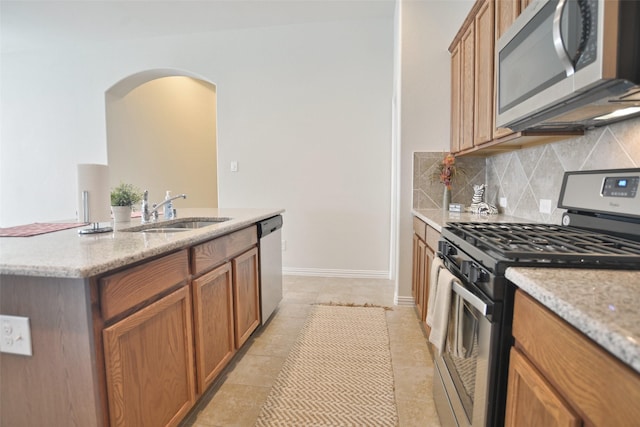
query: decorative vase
442 187 451 212
111 206 132 223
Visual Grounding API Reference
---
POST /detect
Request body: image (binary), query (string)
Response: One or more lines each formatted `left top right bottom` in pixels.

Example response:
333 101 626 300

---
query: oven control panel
601 176 639 198
558 168 640 218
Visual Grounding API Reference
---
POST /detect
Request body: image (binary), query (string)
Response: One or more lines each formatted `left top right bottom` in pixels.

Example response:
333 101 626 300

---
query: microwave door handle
451 281 492 318
552 0 575 76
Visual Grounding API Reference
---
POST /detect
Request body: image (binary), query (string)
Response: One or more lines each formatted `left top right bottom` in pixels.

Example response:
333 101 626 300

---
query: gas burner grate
447 222 640 264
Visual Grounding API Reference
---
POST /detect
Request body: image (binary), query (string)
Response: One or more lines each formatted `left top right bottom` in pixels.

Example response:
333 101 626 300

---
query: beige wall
106 76 218 210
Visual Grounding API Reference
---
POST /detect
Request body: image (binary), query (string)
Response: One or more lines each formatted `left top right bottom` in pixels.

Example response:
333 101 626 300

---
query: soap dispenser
164 191 173 219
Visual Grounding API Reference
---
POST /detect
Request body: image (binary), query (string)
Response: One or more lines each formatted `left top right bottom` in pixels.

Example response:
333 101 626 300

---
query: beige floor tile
181 276 442 427
224 353 286 387
188 382 271 427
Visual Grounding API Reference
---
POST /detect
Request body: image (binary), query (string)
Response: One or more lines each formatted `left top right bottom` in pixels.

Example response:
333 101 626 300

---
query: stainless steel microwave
496 0 640 132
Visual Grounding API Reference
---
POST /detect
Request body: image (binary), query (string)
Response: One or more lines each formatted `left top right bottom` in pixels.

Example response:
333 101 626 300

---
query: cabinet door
103 286 195 427
416 238 427 321
494 0 520 139
422 246 434 335
233 247 260 348
461 23 475 151
412 233 420 302
474 0 495 146
192 263 236 394
451 42 462 153
505 348 580 427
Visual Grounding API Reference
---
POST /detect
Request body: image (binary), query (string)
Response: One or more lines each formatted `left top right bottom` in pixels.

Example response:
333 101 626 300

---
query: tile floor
181 276 442 427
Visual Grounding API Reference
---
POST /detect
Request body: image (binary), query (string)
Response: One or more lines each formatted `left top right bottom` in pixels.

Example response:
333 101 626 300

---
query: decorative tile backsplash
413 152 486 210
414 116 640 223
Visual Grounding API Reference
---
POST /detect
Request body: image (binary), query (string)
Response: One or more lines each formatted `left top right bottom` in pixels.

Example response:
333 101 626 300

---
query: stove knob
461 260 472 276
469 263 488 283
438 241 457 256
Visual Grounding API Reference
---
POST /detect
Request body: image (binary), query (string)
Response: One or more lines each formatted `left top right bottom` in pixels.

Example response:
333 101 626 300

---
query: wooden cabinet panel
474 0 495 145
103 286 195 427
411 217 440 335
233 247 260 348
505 348 580 427
510 290 640 426
412 216 427 241
520 0 533 11
100 250 189 321
461 23 475 151
192 226 258 275
192 263 236 394
451 42 462 153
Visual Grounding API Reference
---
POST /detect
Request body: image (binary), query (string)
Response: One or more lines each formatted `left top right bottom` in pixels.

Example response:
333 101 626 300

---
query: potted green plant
110 182 143 222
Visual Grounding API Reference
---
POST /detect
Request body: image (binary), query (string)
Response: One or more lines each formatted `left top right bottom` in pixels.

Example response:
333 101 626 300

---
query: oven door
434 281 496 427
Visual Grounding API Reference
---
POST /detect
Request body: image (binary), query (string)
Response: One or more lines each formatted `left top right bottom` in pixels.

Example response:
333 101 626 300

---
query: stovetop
443 222 640 269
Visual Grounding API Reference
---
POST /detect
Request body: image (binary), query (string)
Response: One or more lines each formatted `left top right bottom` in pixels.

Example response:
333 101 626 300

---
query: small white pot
111 206 132 223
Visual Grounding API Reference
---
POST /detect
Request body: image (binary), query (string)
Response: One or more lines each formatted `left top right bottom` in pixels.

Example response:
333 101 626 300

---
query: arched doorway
105 69 218 208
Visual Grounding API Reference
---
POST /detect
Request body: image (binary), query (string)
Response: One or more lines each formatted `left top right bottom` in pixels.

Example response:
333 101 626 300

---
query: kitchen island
0 208 283 427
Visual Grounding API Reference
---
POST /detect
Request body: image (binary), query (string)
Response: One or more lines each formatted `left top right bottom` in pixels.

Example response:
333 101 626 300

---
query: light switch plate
230 161 238 172
0 315 33 356
499 197 507 208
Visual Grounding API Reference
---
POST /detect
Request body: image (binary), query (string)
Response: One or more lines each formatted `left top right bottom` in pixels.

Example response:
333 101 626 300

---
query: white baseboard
282 267 390 279
394 295 415 306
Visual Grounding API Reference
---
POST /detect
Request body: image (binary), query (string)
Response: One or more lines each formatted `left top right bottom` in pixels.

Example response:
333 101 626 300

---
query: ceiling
1 0 396 53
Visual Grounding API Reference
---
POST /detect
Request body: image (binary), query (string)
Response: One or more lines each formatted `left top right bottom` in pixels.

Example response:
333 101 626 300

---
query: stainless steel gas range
432 168 640 427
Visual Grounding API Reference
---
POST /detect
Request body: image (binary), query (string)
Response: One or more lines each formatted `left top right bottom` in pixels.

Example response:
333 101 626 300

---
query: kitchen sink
120 217 231 233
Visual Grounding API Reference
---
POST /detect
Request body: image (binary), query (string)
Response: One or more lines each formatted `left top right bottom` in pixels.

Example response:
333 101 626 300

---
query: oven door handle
452 281 492 318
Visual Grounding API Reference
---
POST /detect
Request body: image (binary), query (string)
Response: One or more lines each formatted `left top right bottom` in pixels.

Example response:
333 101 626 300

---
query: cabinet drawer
191 226 258 276
426 225 440 252
413 216 426 242
513 290 640 427
100 250 189 321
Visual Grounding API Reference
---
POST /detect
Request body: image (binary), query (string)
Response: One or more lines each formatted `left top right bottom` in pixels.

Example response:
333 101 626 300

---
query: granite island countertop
413 208 640 374
0 208 283 279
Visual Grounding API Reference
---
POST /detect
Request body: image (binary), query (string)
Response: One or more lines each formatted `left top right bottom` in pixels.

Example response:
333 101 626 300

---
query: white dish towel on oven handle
427 258 458 355
426 257 444 326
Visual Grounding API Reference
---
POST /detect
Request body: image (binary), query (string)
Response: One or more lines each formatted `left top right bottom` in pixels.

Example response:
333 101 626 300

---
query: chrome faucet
141 190 187 223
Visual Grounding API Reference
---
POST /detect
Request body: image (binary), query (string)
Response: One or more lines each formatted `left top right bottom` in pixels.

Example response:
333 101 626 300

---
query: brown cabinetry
449 0 582 156
506 290 640 427
103 286 195 427
233 247 260 348
192 263 235 393
411 216 440 335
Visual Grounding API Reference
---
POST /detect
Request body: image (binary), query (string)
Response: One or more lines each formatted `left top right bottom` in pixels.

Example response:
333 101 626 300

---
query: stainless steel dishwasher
257 215 283 325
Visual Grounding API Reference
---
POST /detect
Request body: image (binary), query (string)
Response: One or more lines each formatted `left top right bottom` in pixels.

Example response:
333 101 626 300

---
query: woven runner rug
255 305 399 426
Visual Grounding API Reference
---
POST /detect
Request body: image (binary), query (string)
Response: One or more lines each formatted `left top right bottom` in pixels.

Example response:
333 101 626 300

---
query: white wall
1 18 393 276
394 0 473 302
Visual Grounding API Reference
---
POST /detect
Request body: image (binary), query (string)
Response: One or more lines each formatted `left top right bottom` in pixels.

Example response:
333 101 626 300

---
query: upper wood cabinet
449 0 583 155
474 0 495 146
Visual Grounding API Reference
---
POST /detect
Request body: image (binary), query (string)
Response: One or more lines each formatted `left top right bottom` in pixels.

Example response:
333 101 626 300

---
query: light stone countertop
0 208 283 279
411 208 530 232
506 267 640 374
413 208 640 373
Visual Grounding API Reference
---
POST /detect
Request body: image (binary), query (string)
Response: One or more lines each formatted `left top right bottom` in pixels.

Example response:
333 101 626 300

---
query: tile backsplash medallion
414 116 640 223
